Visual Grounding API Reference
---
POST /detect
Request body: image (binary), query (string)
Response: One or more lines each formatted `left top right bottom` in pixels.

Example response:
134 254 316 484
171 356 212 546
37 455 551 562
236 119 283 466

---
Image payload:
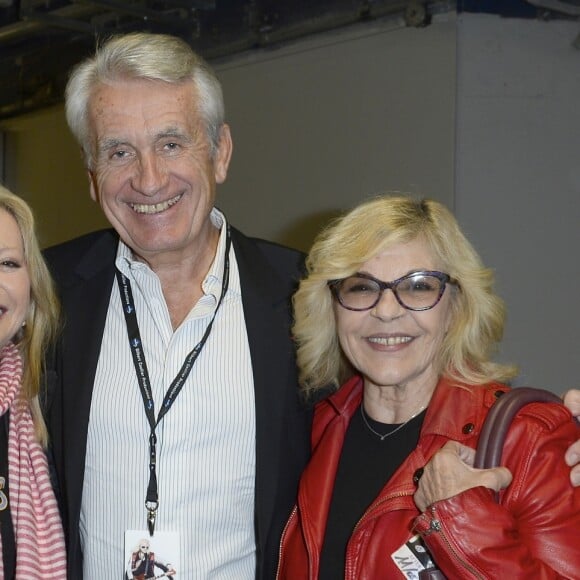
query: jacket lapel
229 228 302 553
56 230 118 558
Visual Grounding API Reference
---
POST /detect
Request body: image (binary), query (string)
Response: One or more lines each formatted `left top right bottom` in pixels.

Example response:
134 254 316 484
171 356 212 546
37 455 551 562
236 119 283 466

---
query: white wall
216 13 456 250
455 13 580 393
3 10 576 393
2 107 108 248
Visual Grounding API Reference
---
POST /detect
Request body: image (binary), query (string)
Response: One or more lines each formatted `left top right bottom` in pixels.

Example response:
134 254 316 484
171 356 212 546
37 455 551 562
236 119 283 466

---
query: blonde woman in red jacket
277 195 580 579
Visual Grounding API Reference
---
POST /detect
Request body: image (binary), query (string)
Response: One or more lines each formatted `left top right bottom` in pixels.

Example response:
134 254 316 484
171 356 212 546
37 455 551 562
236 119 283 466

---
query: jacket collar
299 374 508 542
320 374 505 443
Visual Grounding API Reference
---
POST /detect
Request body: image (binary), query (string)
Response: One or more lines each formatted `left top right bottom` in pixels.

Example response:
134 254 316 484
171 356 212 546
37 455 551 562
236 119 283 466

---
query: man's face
87 78 232 266
139 541 150 553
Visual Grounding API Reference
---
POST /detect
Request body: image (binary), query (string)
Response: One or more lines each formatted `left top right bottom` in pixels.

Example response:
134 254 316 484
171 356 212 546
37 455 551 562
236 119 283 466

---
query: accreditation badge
124 530 180 579
391 534 436 579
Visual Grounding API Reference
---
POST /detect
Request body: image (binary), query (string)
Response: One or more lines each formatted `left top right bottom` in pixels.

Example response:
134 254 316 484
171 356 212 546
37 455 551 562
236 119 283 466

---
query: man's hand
563 389 580 486
414 441 512 512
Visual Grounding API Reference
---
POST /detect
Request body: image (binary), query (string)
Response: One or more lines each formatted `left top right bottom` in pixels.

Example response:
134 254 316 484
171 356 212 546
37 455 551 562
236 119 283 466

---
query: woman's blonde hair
293 195 517 395
0 185 60 445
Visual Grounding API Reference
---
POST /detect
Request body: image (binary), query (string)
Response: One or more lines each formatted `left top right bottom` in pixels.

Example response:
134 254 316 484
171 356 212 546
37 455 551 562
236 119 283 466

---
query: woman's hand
414 441 513 512
563 389 580 486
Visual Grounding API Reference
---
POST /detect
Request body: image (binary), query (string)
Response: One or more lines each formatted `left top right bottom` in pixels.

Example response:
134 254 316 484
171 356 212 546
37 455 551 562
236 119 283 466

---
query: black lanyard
115 227 231 535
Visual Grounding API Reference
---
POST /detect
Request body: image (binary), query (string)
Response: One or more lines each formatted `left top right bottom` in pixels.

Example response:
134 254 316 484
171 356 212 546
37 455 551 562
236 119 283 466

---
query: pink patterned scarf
0 342 66 579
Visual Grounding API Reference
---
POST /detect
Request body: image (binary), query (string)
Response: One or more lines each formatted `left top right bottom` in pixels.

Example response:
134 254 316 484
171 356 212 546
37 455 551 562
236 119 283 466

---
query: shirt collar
115 207 238 299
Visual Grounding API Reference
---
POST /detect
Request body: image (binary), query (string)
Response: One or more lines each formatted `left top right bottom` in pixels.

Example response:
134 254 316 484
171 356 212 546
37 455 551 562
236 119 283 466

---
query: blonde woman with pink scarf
0 185 66 578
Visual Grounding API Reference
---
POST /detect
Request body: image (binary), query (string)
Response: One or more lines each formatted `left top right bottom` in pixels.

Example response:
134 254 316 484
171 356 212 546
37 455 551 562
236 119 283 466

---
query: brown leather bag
418 387 562 580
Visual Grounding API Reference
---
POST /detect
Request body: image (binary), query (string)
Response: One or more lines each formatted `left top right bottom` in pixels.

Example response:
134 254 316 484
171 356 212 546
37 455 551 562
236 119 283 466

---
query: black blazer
43 226 312 579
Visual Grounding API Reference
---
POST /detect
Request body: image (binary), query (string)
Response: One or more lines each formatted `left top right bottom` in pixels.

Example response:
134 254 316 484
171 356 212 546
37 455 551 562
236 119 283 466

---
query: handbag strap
474 387 562 471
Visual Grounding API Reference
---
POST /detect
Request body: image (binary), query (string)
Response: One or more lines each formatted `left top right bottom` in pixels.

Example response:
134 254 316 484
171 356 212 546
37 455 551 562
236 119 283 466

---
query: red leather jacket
277 376 580 579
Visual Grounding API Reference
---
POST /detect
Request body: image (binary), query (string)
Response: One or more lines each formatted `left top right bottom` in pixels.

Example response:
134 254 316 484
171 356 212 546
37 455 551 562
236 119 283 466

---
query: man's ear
213 124 233 184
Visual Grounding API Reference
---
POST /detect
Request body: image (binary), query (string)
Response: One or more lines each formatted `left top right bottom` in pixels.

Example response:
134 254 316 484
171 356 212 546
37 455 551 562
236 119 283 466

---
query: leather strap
474 387 561 471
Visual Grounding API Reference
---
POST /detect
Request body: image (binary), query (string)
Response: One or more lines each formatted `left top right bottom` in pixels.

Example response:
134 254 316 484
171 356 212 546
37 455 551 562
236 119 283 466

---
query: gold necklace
360 402 426 441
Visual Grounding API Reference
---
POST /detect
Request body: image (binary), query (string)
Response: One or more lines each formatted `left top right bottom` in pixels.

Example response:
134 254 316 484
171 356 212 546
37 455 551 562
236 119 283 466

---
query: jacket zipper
346 491 413 578
352 490 413 534
280 493 481 579
420 505 484 579
275 504 297 579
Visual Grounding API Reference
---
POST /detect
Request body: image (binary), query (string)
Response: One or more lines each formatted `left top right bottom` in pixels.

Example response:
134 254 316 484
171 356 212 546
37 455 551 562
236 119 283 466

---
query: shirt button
462 423 475 434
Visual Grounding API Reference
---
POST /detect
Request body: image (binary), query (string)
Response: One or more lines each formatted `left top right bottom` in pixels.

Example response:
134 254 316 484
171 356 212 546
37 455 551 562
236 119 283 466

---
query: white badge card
391 534 435 579
124 530 179 579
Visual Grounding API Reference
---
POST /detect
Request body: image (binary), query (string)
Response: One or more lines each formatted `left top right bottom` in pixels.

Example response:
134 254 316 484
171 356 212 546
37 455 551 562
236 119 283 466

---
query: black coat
43 226 312 579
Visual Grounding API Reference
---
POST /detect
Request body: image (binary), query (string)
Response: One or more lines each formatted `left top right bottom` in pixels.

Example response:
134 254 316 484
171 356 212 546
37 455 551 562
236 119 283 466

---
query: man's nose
132 153 169 196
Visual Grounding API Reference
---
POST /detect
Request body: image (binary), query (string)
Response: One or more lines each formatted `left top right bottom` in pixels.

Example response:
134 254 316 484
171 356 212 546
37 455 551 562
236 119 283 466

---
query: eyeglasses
328 270 457 312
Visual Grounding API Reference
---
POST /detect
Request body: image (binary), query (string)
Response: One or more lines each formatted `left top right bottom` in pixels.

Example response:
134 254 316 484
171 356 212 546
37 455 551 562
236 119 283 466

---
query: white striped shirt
80 210 256 579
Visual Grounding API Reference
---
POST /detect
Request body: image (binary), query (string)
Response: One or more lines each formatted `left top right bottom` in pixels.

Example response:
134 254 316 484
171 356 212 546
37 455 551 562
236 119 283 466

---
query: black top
319 405 425 580
0 411 16 579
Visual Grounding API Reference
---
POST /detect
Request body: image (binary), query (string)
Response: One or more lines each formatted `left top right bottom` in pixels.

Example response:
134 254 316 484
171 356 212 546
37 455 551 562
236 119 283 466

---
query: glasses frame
328 270 457 312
